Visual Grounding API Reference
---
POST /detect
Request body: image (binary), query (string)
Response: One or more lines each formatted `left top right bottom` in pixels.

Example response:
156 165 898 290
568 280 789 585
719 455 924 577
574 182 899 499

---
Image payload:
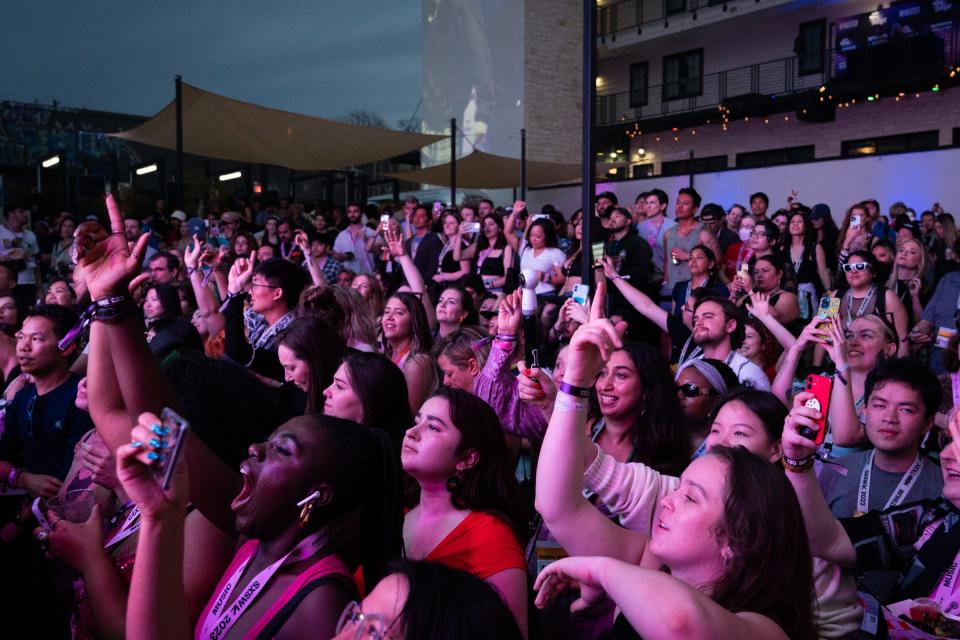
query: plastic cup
46 488 95 524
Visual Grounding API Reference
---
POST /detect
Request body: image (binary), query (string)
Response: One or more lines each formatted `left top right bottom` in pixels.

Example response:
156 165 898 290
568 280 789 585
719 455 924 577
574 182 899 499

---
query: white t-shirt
0 226 39 285
722 351 771 390
333 226 376 274
519 246 566 295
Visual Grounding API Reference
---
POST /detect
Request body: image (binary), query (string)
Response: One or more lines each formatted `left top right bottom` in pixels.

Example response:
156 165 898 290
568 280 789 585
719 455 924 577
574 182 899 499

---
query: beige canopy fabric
110 82 445 171
385 150 581 188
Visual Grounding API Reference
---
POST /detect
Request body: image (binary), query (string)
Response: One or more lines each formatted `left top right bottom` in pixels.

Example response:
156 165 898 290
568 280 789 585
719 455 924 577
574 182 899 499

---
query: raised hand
746 290 771 317
562 281 626 387
115 412 189 520
384 229 405 258
782 391 822 461
497 290 523 337
227 251 255 295
518 365 556 412
78 193 151 299
183 234 202 270
294 229 310 255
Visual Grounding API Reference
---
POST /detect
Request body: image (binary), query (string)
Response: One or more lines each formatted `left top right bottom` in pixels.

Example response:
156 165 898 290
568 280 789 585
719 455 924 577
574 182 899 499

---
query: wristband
555 393 589 413
186 266 198 276
781 454 815 473
558 381 591 398
495 333 517 342
835 362 851 374
93 294 136 325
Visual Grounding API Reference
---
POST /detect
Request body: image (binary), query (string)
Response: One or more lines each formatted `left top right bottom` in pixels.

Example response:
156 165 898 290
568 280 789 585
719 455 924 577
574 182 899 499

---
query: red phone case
803 374 832 445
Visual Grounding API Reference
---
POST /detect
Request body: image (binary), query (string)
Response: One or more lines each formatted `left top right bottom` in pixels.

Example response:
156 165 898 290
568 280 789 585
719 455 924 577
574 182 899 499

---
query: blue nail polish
147 451 160 461
129 440 143 449
151 424 171 436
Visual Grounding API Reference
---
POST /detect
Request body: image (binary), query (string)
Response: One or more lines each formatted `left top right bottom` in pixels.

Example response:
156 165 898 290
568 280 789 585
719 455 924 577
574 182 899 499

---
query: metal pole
450 117 457 206
175 75 185 210
580 0 597 286
520 128 527 200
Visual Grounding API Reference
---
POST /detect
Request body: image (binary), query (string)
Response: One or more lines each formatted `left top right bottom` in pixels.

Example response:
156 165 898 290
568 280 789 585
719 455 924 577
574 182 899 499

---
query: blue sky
2 0 422 126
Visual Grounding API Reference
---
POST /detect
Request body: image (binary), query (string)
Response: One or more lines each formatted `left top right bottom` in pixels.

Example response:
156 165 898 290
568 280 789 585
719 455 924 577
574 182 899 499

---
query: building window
666 0 686 16
841 131 939 157
663 49 703 101
797 19 826 76
736 145 815 168
629 62 649 108
661 155 727 176
632 163 654 178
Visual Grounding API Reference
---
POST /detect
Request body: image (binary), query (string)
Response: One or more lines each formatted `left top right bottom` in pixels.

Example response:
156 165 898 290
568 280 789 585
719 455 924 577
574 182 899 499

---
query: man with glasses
224 257 308 382
146 252 180 286
783 361 958 623
0 305 91 499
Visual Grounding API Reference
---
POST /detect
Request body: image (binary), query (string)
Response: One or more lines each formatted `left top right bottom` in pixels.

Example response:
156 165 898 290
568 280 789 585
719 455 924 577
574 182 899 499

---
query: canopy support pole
580 0 597 286
521 128 527 200
175 75 184 210
450 117 457 206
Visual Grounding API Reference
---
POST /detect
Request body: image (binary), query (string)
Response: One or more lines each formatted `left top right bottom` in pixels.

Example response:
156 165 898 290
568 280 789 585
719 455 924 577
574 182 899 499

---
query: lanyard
845 286 876 327
735 246 753 271
104 505 141 549
932 552 960 615
199 529 328 640
856 450 923 515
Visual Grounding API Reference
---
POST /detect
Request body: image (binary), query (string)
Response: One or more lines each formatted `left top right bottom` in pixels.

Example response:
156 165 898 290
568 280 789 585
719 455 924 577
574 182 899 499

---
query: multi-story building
531 0 960 215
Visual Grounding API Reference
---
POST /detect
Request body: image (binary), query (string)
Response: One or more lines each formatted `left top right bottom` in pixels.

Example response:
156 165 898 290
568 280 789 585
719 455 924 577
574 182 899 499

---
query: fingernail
149 438 168 449
151 424 171 436
146 451 167 462
524 368 532 376
129 440 143 449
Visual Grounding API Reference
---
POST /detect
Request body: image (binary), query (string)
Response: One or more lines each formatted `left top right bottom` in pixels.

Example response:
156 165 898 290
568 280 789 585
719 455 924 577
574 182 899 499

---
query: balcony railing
598 0 735 40
598 54 828 125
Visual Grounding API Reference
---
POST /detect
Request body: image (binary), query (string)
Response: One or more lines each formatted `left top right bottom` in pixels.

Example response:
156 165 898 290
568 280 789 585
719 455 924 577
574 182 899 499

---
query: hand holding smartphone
153 408 190 490
800 374 832 445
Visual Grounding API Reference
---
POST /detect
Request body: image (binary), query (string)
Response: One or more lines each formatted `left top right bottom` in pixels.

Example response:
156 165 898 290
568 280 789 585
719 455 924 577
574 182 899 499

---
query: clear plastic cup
46 488 95 524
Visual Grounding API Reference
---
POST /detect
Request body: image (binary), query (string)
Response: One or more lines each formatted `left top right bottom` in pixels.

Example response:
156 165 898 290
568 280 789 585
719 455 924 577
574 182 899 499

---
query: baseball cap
170 210 187 222
699 203 724 222
810 204 830 221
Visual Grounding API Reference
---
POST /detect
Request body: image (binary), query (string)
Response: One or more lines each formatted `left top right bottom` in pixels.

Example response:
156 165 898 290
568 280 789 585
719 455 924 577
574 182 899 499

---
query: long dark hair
278 316 346 413
382 292 433 357
387 560 523 640
611 342 690 476
342 351 412 444
430 386 529 544
310 415 404 589
438 285 479 327
149 283 182 318
706 446 816 640
476 212 507 251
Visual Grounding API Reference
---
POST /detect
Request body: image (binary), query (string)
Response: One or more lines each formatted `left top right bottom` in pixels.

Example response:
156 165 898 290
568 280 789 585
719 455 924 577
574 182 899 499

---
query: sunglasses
676 383 715 398
841 262 871 273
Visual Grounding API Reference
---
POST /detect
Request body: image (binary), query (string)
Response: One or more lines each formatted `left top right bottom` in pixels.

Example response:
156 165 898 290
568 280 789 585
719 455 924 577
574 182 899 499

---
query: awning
110 82 445 171
385 150 581 188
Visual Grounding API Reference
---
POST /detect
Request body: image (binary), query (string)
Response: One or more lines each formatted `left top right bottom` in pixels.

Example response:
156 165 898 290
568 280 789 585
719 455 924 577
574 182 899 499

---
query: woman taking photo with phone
534 310 815 640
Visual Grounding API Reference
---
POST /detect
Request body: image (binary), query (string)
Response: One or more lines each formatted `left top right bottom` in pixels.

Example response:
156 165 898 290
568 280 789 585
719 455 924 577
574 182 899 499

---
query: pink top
194 540 351 640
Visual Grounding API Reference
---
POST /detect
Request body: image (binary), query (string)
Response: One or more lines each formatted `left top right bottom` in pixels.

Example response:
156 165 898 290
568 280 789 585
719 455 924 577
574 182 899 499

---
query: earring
445 465 465 493
720 550 733 566
299 501 314 528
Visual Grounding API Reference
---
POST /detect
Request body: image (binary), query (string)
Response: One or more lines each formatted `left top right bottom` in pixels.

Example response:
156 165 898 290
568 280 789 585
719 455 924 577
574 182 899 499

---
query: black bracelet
93 294 136 325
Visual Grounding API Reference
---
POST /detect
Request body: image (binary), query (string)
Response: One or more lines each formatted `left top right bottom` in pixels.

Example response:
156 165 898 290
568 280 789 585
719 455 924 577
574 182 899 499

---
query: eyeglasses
676 383 715 398
335 601 398 640
249 281 277 289
841 262 871 273
749 231 767 238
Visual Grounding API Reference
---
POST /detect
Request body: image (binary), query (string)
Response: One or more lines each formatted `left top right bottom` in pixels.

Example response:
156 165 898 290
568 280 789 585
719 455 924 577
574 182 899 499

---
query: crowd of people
0 185 958 639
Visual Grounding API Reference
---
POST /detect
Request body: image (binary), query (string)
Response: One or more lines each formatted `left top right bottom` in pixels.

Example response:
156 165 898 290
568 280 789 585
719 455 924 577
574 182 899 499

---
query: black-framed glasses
335 601 398 640
676 383 715 398
841 262 870 273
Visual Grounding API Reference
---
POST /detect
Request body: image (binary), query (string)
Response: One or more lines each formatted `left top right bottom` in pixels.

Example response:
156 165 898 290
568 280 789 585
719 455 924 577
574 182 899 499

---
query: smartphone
468 222 481 233
380 214 390 231
572 284 590 306
801 374 832 445
32 498 53 531
737 263 750 279
850 214 862 229
591 242 605 265
154 408 190 490
817 297 840 321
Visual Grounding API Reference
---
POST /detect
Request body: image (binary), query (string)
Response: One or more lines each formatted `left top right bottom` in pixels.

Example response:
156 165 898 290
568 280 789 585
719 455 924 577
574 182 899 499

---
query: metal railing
598 53 828 125
598 0 735 39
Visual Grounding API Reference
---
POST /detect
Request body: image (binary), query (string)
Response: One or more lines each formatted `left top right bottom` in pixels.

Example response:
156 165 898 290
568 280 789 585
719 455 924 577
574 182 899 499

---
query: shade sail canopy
385 150 581 188
110 82 445 171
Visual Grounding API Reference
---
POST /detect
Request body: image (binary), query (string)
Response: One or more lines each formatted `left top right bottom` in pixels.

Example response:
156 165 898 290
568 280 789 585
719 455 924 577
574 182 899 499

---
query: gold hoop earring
299 501 314 528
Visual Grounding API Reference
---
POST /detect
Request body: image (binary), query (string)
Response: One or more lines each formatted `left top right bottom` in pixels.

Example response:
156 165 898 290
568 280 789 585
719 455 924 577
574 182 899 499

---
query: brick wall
523 0 583 163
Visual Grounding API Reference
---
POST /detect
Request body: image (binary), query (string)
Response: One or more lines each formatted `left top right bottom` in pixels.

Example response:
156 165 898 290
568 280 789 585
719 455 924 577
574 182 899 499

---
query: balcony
598 0 758 42
598 28 957 130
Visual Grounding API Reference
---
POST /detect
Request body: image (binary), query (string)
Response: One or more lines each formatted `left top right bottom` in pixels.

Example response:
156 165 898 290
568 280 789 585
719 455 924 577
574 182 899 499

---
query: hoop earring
299 501 315 528
445 474 461 493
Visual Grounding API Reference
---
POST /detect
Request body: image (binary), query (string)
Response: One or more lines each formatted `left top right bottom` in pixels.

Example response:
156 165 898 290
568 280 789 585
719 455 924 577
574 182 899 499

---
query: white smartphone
380 214 390 231
572 284 590 306
850 214 861 229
